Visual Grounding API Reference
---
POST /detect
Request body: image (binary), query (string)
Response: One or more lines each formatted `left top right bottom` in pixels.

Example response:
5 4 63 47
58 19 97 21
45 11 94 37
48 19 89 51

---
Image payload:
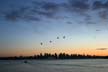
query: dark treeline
0 53 108 60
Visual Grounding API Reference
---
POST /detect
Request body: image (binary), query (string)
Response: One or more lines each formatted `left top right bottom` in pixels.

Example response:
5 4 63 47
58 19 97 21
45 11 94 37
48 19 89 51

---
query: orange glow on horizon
0 47 108 57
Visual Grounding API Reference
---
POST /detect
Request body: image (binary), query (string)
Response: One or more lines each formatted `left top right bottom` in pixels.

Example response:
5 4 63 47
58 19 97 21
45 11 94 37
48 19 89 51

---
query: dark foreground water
0 59 108 72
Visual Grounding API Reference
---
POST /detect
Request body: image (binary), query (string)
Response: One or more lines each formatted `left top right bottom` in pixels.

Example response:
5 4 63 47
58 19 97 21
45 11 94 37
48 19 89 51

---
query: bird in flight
40 42 43 45
63 36 66 39
49 40 52 43
57 37 59 39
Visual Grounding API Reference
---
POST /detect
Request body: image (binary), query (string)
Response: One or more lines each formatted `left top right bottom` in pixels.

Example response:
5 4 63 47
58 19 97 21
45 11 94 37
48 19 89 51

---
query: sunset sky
0 0 108 57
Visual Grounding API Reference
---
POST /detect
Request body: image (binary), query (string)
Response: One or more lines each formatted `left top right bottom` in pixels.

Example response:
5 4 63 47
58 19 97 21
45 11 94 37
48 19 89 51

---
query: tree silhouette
0 53 108 60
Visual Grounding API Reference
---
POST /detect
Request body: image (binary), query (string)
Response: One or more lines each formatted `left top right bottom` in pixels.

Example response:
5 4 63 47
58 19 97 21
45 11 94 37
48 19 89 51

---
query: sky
0 0 108 57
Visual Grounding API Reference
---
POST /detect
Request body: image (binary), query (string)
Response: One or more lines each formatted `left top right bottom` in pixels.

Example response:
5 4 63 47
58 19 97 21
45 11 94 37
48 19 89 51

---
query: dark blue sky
0 0 108 56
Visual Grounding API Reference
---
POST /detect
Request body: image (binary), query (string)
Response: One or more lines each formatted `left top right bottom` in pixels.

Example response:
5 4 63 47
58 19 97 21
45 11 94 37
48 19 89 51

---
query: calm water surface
0 59 108 72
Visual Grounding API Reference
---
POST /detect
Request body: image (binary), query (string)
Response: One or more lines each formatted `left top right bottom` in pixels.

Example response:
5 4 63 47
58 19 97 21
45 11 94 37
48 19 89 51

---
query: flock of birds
39 28 101 46
39 29 101 46
40 36 66 45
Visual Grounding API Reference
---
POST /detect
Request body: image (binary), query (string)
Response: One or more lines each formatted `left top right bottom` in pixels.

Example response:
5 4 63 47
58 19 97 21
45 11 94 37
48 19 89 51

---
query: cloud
33 1 60 18
92 0 108 20
96 48 108 50
1 0 108 23
42 2 59 12
98 10 108 20
66 21 73 24
66 0 89 13
93 0 108 10
4 10 21 21
2 0 60 22
65 0 108 21
93 1 104 10
4 9 40 22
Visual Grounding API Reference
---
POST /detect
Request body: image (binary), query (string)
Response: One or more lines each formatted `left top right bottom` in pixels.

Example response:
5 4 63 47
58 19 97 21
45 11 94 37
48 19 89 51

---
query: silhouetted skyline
0 53 108 60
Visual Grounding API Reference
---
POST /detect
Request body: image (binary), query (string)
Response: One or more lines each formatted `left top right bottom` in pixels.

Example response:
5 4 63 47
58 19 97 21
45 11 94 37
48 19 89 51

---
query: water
0 59 108 72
